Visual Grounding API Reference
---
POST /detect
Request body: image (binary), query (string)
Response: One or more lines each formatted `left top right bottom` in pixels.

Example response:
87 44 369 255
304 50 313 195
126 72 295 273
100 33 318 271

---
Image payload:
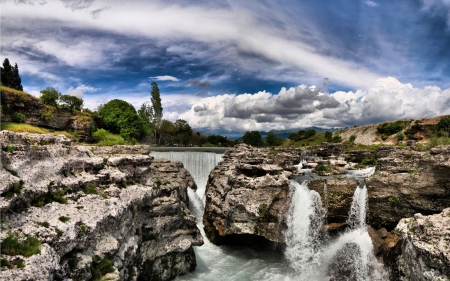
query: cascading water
151 151 223 200
285 181 325 277
151 151 387 280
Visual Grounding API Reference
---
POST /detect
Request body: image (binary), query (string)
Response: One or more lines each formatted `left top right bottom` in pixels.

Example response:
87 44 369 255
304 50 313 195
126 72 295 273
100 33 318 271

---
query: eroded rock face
367 145 450 230
0 131 202 281
393 208 450 281
203 144 302 247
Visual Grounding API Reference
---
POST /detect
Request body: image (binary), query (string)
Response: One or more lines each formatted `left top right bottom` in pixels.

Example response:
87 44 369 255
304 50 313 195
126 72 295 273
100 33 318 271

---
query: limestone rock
0 131 203 281
203 144 303 247
394 208 450 281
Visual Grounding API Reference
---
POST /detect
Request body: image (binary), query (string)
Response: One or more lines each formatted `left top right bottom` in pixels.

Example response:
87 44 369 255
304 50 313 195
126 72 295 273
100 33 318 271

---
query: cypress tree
1 58 14 87
13 63 23 91
150 82 163 144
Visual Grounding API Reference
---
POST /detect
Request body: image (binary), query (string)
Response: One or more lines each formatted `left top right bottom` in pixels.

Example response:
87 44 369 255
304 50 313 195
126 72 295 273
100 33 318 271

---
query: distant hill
228 126 339 140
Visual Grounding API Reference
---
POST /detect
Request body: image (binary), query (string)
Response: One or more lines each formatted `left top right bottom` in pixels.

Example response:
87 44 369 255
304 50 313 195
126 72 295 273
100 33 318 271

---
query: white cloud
151 75 180 82
173 77 450 131
365 0 379 7
0 0 381 88
64 84 99 98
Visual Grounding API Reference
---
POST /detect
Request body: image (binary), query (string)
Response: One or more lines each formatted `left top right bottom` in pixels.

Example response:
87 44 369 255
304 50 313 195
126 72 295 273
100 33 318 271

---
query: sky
2 0 450 137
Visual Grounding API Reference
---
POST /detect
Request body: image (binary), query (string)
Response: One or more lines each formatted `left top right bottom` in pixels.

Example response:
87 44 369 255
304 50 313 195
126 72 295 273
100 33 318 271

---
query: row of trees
1 58 23 91
40 87 84 111
242 131 283 147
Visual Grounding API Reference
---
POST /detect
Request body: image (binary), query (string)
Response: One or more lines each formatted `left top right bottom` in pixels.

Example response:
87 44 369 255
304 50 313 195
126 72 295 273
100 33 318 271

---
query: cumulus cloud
151 75 180 82
177 77 450 132
64 84 99 98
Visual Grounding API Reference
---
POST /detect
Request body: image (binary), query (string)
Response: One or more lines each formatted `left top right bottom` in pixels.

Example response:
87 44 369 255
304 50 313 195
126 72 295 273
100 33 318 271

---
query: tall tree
242 131 264 147
150 82 163 143
138 102 154 141
40 87 60 107
12 63 23 91
1 58 14 87
174 119 193 146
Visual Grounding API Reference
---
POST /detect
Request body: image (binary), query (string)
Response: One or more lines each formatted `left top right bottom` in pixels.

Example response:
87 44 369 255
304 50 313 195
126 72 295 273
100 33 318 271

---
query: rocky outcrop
391 208 450 280
203 144 302 247
0 131 202 281
308 177 360 229
1 89 98 142
366 145 450 230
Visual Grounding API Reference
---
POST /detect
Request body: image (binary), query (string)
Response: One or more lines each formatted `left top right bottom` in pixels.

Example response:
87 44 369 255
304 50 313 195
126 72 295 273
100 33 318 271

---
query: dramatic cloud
177 77 450 132
151 75 180 82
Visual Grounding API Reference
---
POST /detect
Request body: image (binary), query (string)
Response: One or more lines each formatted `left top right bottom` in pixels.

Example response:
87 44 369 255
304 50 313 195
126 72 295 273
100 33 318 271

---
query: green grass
1 122 49 134
0 232 41 257
1 85 40 101
84 183 97 195
282 132 328 147
92 129 126 146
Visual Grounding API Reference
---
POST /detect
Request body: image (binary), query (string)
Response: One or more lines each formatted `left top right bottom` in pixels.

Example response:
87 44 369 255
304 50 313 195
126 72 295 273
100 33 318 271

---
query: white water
152 151 387 281
151 151 223 200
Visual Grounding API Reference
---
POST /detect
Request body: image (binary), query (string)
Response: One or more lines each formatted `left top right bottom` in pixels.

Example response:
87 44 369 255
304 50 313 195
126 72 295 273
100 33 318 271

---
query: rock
0 131 203 281
203 144 303 247
393 208 450 281
308 177 360 224
366 146 450 230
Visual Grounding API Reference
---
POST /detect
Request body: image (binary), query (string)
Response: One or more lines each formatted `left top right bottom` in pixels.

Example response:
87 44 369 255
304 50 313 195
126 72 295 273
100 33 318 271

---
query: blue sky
2 0 450 135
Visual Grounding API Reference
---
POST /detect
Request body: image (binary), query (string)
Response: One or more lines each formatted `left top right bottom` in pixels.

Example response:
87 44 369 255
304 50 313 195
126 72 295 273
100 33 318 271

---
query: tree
174 119 193 146
59 94 83 111
159 119 175 145
138 102 154 140
266 131 282 146
1 58 14 88
150 82 163 142
40 87 60 107
242 131 264 147
304 128 316 138
98 99 145 141
12 63 23 91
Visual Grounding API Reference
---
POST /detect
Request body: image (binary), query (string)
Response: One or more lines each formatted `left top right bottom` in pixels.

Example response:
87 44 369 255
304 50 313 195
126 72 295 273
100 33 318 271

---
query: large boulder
392 208 450 281
0 131 202 281
203 144 303 247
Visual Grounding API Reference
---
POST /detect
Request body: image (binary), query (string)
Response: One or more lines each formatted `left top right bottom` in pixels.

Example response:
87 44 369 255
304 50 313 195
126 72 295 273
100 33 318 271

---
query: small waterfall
284 181 326 276
346 184 368 230
151 151 223 199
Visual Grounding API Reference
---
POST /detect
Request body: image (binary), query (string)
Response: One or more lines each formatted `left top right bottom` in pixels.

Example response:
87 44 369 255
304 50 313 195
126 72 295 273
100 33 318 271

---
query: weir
151 151 387 280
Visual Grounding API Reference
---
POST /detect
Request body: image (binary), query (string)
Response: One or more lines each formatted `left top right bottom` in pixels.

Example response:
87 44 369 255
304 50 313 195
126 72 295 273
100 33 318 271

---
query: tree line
1 58 23 91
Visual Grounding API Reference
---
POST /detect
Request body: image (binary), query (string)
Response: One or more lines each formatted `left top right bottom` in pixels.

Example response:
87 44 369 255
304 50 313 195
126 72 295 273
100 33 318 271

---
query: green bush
6 145 14 153
90 258 115 281
59 94 83 111
377 121 405 135
92 129 126 146
59 216 70 223
13 112 26 123
1 232 41 257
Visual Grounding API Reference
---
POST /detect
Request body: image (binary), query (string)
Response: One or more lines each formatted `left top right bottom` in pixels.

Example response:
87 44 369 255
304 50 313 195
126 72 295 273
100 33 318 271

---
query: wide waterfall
152 151 387 280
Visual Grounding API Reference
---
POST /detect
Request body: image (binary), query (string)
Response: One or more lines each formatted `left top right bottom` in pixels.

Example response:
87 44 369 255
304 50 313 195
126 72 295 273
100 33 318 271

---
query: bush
92 129 126 146
349 135 356 143
59 216 70 223
397 133 405 142
84 183 97 194
1 232 41 257
377 121 405 135
332 135 343 143
13 112 26 123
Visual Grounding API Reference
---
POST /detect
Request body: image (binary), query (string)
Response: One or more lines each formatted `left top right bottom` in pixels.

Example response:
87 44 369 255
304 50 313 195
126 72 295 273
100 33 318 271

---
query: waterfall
346 184 368 230
151 151 223 199
285 181 326 277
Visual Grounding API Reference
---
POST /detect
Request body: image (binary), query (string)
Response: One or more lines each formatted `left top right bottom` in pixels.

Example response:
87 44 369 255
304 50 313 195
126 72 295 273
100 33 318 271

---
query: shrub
59 216 70 223
84 183 97 194
332 135 342 143
6 146 14 153
92 129 126 146
39 87 60 107
397 133 405 142
41 106 55 122
42 221 50 228
90 258 115 281
377 121 405 135
349 135 356 143
1 232 41 257
13 112 26 123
